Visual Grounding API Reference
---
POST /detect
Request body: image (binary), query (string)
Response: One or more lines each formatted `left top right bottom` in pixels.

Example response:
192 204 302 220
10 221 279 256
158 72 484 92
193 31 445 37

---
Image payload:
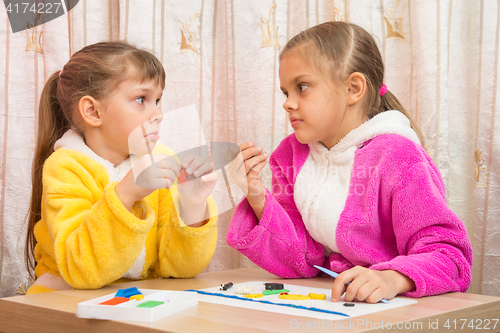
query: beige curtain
0 0 498 297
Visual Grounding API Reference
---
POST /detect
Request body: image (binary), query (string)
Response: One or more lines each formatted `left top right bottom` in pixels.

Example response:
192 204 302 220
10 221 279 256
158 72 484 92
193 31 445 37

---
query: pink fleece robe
227 133 473 297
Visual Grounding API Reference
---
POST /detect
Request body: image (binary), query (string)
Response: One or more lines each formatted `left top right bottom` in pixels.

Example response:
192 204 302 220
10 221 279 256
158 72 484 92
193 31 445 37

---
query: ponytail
25 71 70 277
373 89 425 146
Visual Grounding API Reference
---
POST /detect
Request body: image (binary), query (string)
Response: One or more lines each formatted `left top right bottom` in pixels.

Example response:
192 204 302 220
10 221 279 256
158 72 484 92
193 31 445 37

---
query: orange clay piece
99 297 130 306
308 293 326 300
178 169 189 185
244 293 264 298
130 294 145 301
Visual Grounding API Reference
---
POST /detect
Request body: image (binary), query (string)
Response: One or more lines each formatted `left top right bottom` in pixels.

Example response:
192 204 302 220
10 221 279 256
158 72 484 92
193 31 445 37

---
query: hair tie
379 83 387 97
59 70 63 78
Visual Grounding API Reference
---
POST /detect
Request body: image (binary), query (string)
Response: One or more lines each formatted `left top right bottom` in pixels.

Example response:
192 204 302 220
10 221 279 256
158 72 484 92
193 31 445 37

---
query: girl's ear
78 96 102 127
346 72 367 106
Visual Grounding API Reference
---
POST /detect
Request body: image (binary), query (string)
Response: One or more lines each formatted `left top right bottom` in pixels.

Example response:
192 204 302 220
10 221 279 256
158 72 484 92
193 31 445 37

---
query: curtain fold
0 0 498 297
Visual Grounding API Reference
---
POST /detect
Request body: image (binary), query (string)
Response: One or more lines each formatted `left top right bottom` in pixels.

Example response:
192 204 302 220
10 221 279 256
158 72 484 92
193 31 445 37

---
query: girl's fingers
364 287 387 304
331 279 346 302
244 153 268 175
230 144 242 161
232 152 246 174
350 277 378 302
185 157 208 176
232 142 264 172
230 142 267 198
330 267 363 302
201 171 218 183
241 146 264 162
159 162 178 182
144 168 175 189
181 155 195 169
156 156 180 176
193 161 213 177
330 267 396 304
239 141 255 152
343 277 369 302
247 157 268 177
355 282 381 303
158 168 176 182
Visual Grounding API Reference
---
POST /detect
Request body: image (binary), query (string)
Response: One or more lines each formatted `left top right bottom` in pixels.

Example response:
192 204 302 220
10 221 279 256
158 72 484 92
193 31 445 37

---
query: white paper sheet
198 281 417 321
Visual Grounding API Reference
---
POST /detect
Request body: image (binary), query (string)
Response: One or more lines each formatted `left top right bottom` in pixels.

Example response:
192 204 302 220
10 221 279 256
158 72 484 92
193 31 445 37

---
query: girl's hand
230 142 268 219
135 154 180 190
331 266 415 304
116 154 180 211
177 155 218 207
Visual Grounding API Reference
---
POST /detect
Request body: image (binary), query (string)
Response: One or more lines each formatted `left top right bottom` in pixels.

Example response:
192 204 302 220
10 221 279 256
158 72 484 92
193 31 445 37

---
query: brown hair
280 21 424 144
25 41 166 277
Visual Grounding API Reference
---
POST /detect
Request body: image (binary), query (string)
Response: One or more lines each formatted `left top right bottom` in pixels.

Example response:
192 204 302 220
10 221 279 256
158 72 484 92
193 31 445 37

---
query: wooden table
0 268 499 333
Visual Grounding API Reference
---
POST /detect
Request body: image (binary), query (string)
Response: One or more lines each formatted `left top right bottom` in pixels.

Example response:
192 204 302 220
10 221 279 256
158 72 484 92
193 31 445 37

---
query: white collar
310 110 420 156
54 129 132 182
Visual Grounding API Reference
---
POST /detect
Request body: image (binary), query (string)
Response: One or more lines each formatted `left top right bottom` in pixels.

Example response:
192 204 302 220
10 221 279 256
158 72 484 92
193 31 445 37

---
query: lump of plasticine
220 282 233 291
178 169 189 185
115 287 141 298
279 294 312 300
99 297 130 306
137 301 165 308
264 283 284 290
130 294 145 301
236 285 255 295
262 289 290 296
308 293 326 300
244 293 264 298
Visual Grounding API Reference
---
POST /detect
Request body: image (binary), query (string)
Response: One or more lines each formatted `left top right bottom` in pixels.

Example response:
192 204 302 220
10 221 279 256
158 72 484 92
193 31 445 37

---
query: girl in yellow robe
25 42 218 294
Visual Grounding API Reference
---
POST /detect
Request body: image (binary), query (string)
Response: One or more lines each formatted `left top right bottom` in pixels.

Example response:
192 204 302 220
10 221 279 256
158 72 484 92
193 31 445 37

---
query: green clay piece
137 301 165 308
262 289 290 296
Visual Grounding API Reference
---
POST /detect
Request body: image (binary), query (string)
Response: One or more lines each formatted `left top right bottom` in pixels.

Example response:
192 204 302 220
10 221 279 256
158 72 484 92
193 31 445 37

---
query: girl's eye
299 84 308 92
135 97 145 105
282 91 289 98
156 99 161 107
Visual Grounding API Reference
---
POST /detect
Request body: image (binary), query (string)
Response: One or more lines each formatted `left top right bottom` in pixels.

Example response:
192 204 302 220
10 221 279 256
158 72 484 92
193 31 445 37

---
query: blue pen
314 265 390 304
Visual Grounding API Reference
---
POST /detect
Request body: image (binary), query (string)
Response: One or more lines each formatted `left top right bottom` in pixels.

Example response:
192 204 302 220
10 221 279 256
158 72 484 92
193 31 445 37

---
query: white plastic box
76 289 197 322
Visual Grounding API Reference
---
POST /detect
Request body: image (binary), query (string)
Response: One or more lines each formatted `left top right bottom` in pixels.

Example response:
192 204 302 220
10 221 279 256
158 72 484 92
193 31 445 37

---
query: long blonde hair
25 41 166 277
280 21 424 144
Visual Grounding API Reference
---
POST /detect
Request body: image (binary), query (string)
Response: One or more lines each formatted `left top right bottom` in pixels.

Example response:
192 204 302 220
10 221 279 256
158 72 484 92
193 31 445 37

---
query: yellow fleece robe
27 145 217 294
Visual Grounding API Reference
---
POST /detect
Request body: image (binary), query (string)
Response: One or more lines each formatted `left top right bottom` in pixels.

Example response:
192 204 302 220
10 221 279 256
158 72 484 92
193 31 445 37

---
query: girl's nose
150 107 163 123
283 96 298 112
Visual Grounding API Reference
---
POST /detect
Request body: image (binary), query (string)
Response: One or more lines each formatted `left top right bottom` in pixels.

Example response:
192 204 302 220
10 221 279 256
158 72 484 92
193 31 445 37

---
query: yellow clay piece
244 293 263 298
308 293 326 300
130 294 145 301
278 293 326 300
279 294 311 300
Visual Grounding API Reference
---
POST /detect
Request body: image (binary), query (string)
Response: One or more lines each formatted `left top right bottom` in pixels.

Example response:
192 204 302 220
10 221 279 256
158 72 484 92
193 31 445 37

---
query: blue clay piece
115 287 142 298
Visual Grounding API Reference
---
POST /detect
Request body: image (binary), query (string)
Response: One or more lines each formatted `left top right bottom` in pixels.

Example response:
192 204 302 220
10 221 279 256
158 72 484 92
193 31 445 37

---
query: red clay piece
178 169 189 185
99 297 130 306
